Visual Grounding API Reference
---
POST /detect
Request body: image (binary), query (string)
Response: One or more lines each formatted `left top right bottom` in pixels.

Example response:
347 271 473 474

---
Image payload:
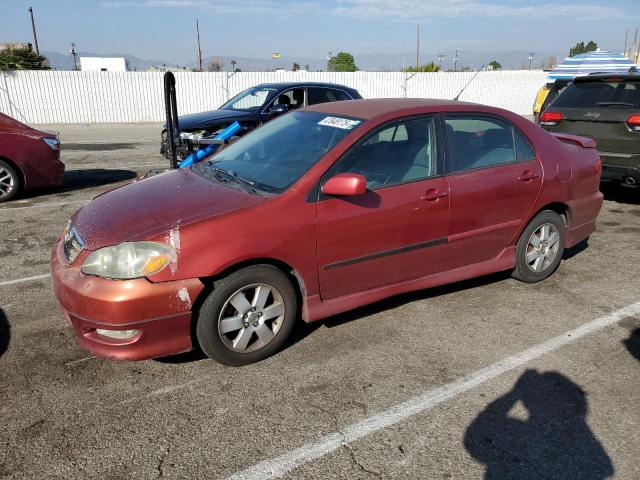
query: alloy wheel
217 283 285 353
0 166 15 199
526 223 560 273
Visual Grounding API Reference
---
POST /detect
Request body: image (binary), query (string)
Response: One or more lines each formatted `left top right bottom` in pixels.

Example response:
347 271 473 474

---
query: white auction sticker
318 116 361 130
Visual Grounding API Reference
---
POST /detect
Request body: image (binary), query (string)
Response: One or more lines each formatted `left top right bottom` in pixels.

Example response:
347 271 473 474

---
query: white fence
0 70 547 124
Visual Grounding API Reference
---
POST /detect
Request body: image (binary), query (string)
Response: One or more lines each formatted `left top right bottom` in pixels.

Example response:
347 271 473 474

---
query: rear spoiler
551 133 596 149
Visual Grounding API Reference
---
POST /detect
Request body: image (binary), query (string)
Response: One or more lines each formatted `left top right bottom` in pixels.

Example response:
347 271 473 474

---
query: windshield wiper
595 102 635 107
211 167 259 195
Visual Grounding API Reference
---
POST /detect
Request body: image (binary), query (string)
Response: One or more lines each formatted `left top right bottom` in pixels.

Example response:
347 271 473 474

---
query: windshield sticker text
318 117 361 130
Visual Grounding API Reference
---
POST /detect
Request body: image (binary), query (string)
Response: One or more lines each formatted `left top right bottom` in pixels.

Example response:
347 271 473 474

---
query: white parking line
0 274 51 287
227 301 640 480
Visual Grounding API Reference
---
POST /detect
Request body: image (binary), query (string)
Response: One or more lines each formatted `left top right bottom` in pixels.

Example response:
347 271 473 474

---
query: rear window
553 79 640 108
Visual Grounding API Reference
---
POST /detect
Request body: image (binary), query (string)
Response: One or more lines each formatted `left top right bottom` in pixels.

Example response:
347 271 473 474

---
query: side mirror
322 173 367 196
269 103 289 117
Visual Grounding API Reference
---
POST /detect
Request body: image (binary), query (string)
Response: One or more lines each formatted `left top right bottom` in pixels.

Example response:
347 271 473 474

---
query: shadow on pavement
9 168 138 202
464 369 613 479
601 183 640 205
0 308 10 359
623 328 640 363
61 168 137 193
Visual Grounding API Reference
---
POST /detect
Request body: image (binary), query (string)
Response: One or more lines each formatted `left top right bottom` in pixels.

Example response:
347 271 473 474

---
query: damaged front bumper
51 239 205 360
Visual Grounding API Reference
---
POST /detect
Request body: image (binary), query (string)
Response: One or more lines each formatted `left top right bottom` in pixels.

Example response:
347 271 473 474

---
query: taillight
626 114 640 131
540 111 564 126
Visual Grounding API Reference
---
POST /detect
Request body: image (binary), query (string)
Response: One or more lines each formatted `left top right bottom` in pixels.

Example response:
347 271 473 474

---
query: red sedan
0 113 64 201
51 99 603 365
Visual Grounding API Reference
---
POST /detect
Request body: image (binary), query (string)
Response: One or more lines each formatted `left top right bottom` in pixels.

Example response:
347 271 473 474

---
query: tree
208 58 223 72
488 60 502 70
304 64 310 71
327 52 358 72
292 62 300 71
0 47 50 71
404 61 440 72
569 41 598 57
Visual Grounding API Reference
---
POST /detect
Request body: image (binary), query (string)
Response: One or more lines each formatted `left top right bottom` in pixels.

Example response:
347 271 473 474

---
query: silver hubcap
526 223 560 273
218 283 285 353
0 167 15 197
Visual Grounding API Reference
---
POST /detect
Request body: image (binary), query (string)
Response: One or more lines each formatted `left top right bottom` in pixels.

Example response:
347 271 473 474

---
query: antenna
453 65 485 101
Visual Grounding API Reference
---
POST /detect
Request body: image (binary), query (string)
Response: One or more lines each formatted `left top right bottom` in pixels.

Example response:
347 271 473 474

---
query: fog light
95 328 141 340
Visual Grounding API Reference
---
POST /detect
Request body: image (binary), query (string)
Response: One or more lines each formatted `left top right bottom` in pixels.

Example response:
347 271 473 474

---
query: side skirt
303 246 516 323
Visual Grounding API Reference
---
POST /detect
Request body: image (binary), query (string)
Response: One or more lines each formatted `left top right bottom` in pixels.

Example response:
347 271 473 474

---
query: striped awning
548 49 638 81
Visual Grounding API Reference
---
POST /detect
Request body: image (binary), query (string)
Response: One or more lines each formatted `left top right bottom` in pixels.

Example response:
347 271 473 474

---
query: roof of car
304 98 480 120
255 82 357 90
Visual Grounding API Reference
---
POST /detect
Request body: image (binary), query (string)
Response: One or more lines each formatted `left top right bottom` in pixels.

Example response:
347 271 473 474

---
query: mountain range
43 49 563 72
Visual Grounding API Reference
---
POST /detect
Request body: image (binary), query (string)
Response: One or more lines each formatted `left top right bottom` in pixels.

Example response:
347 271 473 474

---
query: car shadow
464 369 614 479
12 168 137 201
623 328 640 363
0 307 10 360
563 238 589 261
601 183 640 205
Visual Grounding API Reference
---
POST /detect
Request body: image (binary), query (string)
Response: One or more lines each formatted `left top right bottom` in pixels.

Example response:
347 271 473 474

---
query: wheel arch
512 202 570 247
0 155 25 190
191 257 309 347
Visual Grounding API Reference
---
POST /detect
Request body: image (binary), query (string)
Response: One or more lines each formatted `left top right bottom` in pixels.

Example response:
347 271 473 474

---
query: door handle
518 171 539 182
422 189 448 201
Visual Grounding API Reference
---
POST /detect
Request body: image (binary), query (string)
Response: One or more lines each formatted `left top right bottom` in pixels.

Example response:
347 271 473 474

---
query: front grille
63 227 84 264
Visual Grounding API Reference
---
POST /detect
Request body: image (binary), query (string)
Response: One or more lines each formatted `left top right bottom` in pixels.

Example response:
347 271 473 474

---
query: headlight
43 137 60 150
81 242 175 279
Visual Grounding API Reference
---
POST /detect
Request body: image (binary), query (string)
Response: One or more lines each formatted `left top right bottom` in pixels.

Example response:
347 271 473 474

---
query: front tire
0 160 19 202
196 265 297 366
512 210 565 283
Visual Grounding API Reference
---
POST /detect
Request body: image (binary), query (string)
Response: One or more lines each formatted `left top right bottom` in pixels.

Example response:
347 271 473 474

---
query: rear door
444 114 542 268
316 116 450 299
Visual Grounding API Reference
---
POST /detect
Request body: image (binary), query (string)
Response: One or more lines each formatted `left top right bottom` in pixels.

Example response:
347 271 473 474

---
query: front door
316 116 450 300
443 115 543 268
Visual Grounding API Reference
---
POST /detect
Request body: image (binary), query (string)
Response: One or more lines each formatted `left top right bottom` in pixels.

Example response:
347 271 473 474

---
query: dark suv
161 82 361 160
540 74 640 187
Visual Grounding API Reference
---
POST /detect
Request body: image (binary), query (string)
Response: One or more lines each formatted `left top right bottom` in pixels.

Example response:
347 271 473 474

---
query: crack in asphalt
156 444 171 478
342 443 383 479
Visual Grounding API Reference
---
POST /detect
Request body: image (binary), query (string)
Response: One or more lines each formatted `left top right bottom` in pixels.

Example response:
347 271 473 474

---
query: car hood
178 109 256 130
71 168 265 250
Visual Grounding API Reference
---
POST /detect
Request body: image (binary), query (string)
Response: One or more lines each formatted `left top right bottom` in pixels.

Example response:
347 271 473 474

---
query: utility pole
528 51 534 70
70 43 78 71
28 7 40 54
416 25 420 69
437 54 445 69
196 18 203 72
453 49 459 72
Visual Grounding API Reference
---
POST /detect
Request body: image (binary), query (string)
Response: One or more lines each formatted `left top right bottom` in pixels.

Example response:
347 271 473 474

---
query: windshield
220 87 278 112
553 79 640 108
195 111 364 193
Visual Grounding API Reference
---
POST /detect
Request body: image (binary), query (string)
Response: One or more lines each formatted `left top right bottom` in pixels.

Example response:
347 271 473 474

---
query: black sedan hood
178 109 257 130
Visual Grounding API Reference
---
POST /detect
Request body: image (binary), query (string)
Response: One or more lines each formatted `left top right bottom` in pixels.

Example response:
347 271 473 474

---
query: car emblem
584 112 601 119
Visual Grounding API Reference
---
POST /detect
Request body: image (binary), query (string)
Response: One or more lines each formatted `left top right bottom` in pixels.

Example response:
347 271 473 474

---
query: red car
0 113 64 202
51 99 603 365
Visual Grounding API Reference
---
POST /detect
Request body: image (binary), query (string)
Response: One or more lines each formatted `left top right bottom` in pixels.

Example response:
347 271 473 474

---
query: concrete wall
0 70 547 124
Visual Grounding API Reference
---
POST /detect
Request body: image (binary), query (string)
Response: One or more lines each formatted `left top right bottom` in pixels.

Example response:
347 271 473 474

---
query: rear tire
0 160 19 202
196 265 297 366
512 210 565 283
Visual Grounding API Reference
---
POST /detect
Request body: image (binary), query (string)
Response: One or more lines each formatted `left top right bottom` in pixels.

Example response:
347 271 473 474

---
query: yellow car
533 79 571 123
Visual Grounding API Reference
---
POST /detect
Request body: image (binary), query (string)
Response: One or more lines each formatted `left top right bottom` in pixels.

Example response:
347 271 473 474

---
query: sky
1 0 639 65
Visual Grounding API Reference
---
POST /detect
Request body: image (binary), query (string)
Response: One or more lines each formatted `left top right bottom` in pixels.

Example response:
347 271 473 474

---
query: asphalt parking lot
1 122 640 480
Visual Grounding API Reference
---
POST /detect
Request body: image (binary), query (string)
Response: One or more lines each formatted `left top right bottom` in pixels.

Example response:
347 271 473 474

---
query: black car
540 73 640 187
161 82 362 159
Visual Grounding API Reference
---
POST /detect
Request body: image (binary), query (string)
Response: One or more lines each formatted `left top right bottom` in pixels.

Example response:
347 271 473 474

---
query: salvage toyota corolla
51 99 603 366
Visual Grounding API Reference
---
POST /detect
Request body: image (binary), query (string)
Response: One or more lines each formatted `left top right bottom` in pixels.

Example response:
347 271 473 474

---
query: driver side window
326 117 436 189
